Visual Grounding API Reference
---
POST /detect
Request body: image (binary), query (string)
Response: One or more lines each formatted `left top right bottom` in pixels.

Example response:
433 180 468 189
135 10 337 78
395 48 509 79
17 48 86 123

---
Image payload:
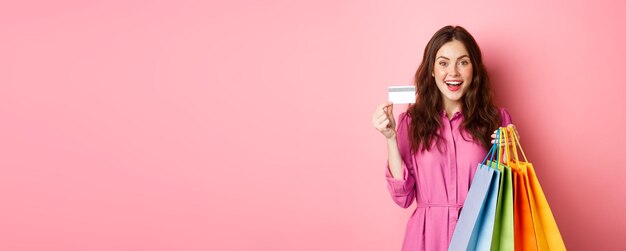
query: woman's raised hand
491 124 519 145
372 102 396 139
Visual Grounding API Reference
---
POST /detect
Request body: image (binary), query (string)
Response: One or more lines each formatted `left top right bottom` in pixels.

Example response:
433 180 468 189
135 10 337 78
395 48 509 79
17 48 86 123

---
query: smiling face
432 40 473 105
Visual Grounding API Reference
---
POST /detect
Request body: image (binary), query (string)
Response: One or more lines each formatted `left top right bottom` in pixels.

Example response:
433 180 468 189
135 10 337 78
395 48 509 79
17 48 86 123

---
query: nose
447 64 460 77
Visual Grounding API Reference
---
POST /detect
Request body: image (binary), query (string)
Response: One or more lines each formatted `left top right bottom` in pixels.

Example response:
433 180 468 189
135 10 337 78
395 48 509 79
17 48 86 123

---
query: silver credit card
388 86 416 104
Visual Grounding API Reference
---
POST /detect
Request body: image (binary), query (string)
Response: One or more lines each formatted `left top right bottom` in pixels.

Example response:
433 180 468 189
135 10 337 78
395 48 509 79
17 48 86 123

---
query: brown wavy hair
407 25 500 152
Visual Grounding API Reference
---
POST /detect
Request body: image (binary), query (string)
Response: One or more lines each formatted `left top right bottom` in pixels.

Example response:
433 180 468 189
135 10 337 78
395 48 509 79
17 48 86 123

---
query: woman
371 25 515 250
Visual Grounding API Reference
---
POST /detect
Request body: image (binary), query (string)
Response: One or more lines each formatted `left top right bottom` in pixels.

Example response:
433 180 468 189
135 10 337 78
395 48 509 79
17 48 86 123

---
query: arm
386 137 403 179
384 116 415 208
373 104 416 208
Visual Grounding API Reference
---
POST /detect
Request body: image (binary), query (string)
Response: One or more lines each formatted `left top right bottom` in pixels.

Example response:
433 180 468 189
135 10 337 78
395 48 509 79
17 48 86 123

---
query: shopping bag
474 161 500 250
512 164 538 250
449 130 501 251
488 158 514 251
508 127 566 250
500 127 539 251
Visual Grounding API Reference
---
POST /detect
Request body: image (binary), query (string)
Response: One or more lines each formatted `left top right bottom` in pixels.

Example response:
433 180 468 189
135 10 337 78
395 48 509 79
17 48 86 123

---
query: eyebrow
436 55 470 60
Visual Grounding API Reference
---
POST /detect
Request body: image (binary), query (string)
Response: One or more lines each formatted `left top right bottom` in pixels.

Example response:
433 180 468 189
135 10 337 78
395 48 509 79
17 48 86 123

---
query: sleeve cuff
385 161 414 195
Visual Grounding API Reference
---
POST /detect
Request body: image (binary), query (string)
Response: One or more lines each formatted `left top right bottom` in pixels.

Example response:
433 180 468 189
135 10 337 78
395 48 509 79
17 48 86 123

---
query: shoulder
395 112 410 131
498 107 513 126
398 111 410 122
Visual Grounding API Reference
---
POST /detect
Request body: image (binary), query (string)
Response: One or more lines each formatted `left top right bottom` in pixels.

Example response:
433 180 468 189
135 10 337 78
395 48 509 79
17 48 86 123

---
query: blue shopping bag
449 129 502 251
475 161 500 250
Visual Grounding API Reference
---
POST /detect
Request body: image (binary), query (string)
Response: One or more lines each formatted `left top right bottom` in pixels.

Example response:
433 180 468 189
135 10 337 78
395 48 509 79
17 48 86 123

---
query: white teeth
445 81 462 86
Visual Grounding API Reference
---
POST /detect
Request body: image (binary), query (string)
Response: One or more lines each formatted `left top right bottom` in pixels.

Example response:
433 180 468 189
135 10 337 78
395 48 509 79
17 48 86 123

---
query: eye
459 60 470 66
438 61 448 67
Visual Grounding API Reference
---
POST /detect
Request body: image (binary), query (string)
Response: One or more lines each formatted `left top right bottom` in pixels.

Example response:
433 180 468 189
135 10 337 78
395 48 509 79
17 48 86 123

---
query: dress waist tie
416 203 464 220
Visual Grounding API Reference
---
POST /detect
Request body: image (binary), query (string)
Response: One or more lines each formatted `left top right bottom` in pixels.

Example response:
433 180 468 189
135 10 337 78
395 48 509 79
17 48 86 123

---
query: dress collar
441 109 463 120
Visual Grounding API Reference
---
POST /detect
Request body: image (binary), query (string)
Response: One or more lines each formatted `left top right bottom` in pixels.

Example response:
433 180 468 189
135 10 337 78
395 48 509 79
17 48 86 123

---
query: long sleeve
385 112 415 208
500 108 513 126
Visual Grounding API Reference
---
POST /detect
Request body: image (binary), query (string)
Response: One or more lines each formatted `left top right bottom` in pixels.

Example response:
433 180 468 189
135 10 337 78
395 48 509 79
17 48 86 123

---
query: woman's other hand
491 124 519 145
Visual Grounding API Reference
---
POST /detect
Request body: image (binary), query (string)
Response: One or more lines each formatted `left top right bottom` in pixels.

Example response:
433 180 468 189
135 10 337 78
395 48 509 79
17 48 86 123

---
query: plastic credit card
388 86 416 104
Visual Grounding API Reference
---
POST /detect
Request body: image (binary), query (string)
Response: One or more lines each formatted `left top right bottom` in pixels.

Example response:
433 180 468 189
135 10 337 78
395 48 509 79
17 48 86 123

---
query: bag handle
500 126 511 165
507 126 520 163
481 128 499 166
481 128 503 170
480 134 497 165
495 128 501 169
508 126 528 162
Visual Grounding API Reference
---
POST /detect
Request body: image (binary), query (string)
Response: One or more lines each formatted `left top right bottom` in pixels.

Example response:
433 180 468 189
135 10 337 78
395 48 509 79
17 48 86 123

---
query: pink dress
386 108 512 251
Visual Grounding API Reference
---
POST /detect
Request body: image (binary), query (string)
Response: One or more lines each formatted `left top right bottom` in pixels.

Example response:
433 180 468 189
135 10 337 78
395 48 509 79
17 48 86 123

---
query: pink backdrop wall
1 1 625 250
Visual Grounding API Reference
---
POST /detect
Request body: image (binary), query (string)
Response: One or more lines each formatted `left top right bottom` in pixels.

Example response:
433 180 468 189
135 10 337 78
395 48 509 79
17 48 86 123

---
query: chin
445 94 464 102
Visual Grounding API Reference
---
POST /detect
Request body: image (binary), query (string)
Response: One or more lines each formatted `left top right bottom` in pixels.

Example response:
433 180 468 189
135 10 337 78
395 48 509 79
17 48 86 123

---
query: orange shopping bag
508 126 566 250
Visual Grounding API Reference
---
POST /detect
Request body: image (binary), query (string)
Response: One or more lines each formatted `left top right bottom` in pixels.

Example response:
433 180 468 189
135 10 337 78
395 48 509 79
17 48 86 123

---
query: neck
443 99 462 119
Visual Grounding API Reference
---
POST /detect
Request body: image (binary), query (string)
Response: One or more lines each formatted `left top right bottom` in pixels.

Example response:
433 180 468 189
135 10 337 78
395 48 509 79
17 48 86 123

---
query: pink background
1 0 625 250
